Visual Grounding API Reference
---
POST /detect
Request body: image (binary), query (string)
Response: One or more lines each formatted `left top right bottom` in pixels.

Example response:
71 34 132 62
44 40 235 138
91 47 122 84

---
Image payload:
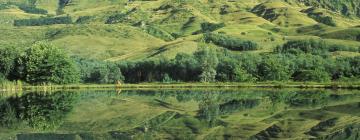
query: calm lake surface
0 89 359 140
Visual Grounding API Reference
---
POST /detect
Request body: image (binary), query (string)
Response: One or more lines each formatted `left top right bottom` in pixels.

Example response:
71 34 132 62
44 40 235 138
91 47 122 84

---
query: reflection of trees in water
286 90 329 108
196 92 262 127
219 99 260 114
0 91 78 130
266 90 360 108
120 90 359 113
197 92 220 127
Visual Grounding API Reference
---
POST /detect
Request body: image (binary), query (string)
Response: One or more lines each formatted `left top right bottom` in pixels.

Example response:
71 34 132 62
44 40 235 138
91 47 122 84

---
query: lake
0 88 359 140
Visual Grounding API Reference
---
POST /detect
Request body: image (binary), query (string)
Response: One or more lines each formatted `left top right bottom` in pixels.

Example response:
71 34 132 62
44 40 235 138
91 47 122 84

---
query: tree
0 46 20 79
204 33 259 51
216 57 253 82
173 53 200 81
258 55 292 81
195 47 219 82
20 41 79 84
293 69 331 82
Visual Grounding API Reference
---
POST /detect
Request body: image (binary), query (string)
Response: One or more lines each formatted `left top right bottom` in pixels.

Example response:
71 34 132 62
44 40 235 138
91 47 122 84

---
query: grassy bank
1 82 360 92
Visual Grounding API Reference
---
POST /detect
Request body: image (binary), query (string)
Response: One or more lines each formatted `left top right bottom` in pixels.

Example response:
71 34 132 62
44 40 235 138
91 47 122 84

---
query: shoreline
1 82 360 92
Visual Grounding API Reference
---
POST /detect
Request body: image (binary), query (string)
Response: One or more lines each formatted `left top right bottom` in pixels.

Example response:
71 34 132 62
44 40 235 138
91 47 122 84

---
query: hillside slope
0 0 359 60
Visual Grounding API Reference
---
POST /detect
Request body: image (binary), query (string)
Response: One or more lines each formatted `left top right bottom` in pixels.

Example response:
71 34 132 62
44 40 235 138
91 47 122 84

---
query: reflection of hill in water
0 89 359 140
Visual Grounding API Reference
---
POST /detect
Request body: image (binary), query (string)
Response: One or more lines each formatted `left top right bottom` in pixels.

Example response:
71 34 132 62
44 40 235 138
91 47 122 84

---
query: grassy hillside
0 0 360 60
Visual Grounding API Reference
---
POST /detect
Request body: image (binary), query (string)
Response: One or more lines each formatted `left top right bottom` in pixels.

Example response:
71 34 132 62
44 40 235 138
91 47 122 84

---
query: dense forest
0 39 359 85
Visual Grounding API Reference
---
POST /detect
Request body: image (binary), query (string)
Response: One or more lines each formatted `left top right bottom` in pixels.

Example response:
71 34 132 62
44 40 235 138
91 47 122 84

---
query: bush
0 46 20 79
105 13 127 24
277 39 358 54
57 0 71 14
18 4 47 14
257 55 292 81
308 14 336 26
20 41 79 84
75 16 92 24
193 22 225 34
204 33 259 51
14 16 72 26
293 69 331 82
216 57 254 82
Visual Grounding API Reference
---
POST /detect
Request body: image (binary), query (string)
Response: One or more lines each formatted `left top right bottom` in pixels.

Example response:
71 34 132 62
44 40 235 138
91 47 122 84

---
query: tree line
0 42 79 84
0 40 359 85
204 33 259 51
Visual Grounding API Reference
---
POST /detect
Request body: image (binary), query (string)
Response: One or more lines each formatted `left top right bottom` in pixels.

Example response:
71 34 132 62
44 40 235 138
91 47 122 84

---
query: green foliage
14 16 72 26
193 22 225 34
57 0 71 15
277 39 359 55
20 41 79 84
0 3 9 10
220 5 230 15
119 58 174 83
293 69 331 82
309 15 336 26
216 57 254 82
162 73 173 83
76 58 124 84
204 33 259 51
0 91 77 130
0 46 20 79
75 16 92 24
0 74 6 84
105 13 127 24
89 64 121 84
195 47 219 82
172 53 201 82
114 45 359 83
304 8 336 26
18 4 48 14
257 54 292 81
298 0 360 17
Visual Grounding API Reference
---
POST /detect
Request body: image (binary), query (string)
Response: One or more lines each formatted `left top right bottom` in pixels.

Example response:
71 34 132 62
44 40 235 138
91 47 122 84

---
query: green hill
0 0 360 60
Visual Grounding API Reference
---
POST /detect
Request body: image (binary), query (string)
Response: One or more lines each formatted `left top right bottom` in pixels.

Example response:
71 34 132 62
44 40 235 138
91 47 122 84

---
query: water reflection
197 92 220 127
0 91 77 130
0 89 359 140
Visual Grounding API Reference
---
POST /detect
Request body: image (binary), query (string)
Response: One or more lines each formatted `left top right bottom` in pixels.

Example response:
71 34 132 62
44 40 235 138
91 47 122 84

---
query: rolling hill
0 0 359 60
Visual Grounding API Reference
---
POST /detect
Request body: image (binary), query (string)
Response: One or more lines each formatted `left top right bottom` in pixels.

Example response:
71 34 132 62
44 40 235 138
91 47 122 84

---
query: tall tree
195 46 219 82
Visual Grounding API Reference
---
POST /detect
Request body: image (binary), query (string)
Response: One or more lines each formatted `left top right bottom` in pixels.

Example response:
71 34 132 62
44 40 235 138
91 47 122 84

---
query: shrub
14 16 72 26
204 33 259 51
308 14 336 26
20 41 79 84
293 69 331 82
257 55 292 81
192 22 225 34
105 13 127 24
277 39 358 54
75 16 92 24
18 4 47 14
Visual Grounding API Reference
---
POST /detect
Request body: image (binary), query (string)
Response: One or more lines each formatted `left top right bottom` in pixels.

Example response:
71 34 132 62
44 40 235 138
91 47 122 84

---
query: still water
0 89 359 140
